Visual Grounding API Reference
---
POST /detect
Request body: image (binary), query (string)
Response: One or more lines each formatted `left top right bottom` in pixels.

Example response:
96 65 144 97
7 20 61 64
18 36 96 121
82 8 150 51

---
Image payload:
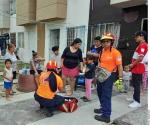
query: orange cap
46 60 57 69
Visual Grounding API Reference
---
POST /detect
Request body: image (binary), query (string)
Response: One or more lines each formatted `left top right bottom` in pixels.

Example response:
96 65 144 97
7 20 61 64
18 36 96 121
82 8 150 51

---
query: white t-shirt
123 71 132 81
4 52 17 71
4 68 13 82
50 53 61 68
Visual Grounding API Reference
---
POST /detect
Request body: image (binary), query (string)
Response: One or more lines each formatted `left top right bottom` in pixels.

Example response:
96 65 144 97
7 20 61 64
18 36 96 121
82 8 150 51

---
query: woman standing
61 38 83 95
94 33 123 123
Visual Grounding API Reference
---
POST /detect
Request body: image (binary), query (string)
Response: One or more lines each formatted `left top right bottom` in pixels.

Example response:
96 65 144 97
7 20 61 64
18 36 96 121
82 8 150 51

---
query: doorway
49 29 60 59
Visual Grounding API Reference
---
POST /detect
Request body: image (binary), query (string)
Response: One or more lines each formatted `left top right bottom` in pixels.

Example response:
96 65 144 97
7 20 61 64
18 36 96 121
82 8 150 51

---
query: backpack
58 97 78 112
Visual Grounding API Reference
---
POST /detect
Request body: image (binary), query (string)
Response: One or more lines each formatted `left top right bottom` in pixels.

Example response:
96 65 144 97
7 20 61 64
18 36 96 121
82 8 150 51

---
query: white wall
45 0 90 62
0 0 10 29
10 14 37 63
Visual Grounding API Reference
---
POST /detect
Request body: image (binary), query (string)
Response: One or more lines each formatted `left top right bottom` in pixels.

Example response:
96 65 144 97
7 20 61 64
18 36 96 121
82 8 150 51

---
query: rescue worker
34 60 68 117
94 33 123 123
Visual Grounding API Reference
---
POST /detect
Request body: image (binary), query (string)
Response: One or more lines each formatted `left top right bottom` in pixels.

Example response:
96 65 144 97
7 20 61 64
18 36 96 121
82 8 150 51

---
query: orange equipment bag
58 97 78 112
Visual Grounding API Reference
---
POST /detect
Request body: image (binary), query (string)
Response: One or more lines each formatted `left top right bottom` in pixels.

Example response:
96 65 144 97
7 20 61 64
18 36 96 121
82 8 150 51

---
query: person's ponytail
48 72 57 92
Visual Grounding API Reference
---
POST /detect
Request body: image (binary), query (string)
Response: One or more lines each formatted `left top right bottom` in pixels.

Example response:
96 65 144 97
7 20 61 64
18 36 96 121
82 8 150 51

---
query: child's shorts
4 81 12 89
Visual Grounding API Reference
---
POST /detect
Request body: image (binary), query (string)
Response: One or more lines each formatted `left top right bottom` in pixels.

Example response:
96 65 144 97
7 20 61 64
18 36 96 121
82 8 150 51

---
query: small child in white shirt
123 66 132 93
3 59 13 100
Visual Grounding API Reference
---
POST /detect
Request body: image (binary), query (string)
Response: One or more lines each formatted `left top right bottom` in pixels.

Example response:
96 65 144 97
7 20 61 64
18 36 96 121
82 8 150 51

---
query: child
123 66 132 93
81 56 96 102
50 46 61 75
30 51 45 75
3 59 13 100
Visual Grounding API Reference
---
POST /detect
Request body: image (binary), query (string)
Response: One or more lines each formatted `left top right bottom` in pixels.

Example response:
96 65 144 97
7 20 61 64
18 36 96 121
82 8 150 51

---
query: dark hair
86 55 95 61
52 46 59 52
94 36 101 41
71 38 82 46
134 31 147 41
5 59 12 64
7 43 15 50
48 72 57 92
32 50 38 57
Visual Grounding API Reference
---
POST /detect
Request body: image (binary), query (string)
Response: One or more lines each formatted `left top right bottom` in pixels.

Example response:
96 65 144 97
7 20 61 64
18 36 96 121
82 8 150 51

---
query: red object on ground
58 98 78 112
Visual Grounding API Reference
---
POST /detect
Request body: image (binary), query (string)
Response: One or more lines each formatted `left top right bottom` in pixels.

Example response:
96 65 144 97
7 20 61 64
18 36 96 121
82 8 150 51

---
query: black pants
34 93 65 112
132 73 142 103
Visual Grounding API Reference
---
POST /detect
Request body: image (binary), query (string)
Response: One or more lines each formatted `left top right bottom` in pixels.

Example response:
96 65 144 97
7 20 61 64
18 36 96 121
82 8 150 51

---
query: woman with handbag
94 33 123 123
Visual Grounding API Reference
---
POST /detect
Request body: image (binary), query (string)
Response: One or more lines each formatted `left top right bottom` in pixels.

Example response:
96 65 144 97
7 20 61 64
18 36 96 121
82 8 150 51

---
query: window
10 33 16 44
50 29 60 48
141 18 147 32
10 0 16 15
90 23 120 47
18 32 24 48
67 26 85 51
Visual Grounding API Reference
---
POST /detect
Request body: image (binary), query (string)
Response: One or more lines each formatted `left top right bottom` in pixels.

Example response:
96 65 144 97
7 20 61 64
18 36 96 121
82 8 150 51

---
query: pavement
0 84 148 125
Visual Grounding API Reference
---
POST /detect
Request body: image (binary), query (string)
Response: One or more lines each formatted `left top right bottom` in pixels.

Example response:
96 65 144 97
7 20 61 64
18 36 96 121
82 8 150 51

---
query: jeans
97 73 116 118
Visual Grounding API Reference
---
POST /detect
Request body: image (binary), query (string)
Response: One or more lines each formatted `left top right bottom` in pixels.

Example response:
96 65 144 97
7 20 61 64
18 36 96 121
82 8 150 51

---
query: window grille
67 26 85 51
18 32 24 48
90 23 120 47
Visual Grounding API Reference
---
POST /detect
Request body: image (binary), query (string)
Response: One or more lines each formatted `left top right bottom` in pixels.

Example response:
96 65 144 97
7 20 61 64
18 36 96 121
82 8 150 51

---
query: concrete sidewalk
27 93 147 125
0 87 147 125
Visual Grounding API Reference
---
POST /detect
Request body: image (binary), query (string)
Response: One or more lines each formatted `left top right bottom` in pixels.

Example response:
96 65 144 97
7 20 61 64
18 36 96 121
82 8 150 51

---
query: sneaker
80 96 87 99
128 101 141 108
94 115 110 123
83 97 91 102
94 108 102 114
12 91 16 93
126 98 134 102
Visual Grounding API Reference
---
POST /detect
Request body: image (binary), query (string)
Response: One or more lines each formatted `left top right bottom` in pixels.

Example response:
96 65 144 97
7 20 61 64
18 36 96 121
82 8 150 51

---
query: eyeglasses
101 40 111 43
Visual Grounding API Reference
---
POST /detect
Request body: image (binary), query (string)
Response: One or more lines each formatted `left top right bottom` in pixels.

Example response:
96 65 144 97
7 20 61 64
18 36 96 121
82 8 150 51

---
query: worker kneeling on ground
34 60 68 117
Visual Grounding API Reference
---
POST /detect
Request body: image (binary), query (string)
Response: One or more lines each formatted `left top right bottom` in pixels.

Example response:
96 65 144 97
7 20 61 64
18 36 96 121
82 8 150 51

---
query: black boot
94 115 110 123
45 112 53 117
94 108 102 114
40 105 44 109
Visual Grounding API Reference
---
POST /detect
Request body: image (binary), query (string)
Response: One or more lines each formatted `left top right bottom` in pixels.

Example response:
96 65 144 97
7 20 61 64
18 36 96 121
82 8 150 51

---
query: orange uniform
36 71 63 99
99 47 122 72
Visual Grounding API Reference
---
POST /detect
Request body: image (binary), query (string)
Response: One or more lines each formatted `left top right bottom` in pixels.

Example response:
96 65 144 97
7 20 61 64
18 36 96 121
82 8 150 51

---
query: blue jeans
97 73 116 118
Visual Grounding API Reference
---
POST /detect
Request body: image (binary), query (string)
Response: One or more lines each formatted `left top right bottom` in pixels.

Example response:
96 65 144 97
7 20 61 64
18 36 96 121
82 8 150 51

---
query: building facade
16 0 90 63
0 0 147 65
88 0 147 65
